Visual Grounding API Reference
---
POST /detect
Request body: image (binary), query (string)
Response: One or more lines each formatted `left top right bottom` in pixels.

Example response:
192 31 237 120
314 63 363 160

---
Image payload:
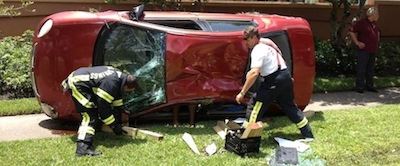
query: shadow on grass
132 111 326 138
91 132 148 148
263 111 326 130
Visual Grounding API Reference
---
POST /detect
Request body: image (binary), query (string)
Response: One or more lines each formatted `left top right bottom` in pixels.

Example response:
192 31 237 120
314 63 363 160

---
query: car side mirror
129 4 145 21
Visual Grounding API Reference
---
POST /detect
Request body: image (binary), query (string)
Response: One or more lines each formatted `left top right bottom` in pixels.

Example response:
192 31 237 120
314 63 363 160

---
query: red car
31 6 315 121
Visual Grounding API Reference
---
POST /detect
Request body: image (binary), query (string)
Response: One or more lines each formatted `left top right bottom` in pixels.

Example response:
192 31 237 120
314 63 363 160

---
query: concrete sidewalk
0 114 77 142
1 87 399 142
305 87 400 111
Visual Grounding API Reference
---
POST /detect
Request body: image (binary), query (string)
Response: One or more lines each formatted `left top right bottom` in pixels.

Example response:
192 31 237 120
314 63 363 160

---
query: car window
94 24 167 113
262 31 293 74
206 20 257 32
146 20 204 30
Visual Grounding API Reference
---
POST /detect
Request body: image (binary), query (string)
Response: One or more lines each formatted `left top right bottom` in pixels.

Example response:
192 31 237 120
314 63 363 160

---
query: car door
93 23 167 113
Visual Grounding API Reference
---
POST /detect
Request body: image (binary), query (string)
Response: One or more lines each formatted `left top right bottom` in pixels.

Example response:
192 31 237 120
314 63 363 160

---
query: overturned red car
31 6 315 121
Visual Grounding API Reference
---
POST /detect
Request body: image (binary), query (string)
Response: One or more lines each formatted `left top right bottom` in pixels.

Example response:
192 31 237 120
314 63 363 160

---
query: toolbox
224 129 261 156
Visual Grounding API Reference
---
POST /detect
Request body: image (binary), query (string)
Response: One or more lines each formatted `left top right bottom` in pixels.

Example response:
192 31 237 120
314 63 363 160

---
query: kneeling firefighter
62 66 138 156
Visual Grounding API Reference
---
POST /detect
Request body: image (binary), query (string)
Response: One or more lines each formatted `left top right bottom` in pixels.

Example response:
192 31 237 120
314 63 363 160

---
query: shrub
376 41 400 76
0 30 34 98
315 39 400 77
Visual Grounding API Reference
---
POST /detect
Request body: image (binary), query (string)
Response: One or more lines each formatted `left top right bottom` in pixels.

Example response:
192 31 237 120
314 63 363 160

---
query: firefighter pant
245 69 310 132
72 97 99 144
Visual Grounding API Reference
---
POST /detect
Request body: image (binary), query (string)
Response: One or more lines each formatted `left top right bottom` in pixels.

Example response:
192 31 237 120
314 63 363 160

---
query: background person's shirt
250 42 287 77
350 18 380 53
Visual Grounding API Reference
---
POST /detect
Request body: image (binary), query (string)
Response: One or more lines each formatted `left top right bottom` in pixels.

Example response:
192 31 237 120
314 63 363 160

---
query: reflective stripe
112 99 123 107
86 126 95 135
296 117 308 128
68 78 95 108
78 112 91 140
103 115 115 125
61 79 68 89
72 75 90 82
93 88 114 103
249 101 263 123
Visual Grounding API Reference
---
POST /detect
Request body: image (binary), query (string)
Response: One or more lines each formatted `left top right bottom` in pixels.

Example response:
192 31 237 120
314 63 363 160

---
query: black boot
76 141 102 157
300 124 314 139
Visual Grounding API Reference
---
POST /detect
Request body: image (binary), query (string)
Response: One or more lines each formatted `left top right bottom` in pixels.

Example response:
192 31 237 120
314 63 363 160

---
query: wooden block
240 121 264 139
136 128 164 141
213 125 226 140
102 125 164 141
226 121 241 130
122 126 138 137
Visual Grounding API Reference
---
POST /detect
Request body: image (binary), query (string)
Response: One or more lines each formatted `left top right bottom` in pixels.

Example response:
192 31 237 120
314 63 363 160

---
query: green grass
0 104 399 165
0 98 40 116
314 76 400 93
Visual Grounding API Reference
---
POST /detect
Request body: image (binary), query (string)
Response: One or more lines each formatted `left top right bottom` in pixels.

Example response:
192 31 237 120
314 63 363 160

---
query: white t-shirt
250 42 287 77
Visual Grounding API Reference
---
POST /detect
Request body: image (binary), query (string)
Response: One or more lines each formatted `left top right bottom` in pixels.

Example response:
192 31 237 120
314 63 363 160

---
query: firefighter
236 26 314 139
61 66 138 156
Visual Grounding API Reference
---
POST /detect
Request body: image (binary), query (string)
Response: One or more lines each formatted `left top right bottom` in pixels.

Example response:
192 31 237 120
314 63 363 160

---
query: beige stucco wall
0 0 399 40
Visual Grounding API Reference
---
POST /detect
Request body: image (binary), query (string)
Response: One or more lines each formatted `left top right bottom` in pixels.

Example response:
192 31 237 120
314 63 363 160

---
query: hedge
0 30 34 98
315 39 400 77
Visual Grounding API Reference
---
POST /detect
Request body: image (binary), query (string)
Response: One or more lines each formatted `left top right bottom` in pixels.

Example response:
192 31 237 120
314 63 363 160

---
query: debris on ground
182 132 201 155
267 137 325 166
205 143 217 156
101 125 164 140
213 120 241 140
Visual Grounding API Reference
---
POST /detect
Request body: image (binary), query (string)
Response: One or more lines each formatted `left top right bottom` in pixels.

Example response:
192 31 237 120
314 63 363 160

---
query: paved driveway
1 87 399 142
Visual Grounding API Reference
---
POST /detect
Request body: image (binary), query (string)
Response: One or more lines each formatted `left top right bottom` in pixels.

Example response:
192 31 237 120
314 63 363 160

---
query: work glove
110 123 127 135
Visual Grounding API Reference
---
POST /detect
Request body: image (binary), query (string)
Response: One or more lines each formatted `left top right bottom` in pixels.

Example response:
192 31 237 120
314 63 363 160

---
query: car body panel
32 10 315 121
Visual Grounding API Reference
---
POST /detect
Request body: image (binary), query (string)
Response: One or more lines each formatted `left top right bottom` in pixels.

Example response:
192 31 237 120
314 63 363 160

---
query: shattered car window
102 25 166 113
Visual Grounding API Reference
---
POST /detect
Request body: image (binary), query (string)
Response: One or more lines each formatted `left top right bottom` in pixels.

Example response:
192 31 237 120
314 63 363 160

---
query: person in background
236 26 314 139
62 66 138 156
349 7 380 93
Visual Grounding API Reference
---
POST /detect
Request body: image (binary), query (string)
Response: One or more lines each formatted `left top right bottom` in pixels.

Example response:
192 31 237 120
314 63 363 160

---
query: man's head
123 74 138 92
243 26 260 49
366 7 379 22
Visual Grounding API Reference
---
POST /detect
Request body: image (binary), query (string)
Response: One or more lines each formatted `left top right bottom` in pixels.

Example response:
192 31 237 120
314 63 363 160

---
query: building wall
0 0 399 40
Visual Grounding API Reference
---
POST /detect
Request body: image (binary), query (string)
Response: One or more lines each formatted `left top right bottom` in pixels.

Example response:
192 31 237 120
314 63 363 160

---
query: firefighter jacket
62 66 128 125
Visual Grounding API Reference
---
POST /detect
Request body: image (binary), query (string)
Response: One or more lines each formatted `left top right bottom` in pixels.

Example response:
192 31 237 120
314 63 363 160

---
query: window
94 24 167 113
146 20 204 30
245 31 292 93
206 20 257 32
261 31 292 74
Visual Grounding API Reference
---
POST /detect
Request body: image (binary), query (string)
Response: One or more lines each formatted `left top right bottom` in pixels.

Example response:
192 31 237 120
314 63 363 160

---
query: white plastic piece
182 132 200 155
205 143 217 156
274 137 310 152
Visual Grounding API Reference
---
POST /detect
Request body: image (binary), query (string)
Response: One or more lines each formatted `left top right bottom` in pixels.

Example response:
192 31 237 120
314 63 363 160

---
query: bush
0 30 34 98
376 41 400 76
315 39 400 77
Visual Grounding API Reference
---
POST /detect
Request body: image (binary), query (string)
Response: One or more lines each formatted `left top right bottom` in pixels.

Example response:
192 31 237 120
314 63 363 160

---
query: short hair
125 74 138 89
243 26 260 40
366 7 378 17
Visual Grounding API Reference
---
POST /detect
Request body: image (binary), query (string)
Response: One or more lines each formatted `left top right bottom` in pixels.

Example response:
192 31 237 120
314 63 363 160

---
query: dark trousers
245 69 310 132
356 50 376 90
72 97 98 144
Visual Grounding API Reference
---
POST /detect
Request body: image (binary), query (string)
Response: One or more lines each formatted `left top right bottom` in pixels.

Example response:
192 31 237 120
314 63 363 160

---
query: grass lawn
0 98 40 116
313 76 400 93
0 104 399 165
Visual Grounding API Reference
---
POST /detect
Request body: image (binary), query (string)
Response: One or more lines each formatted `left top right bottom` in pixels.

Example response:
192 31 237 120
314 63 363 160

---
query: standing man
62 66 138 156
235 26 314 139
349 7 380 93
